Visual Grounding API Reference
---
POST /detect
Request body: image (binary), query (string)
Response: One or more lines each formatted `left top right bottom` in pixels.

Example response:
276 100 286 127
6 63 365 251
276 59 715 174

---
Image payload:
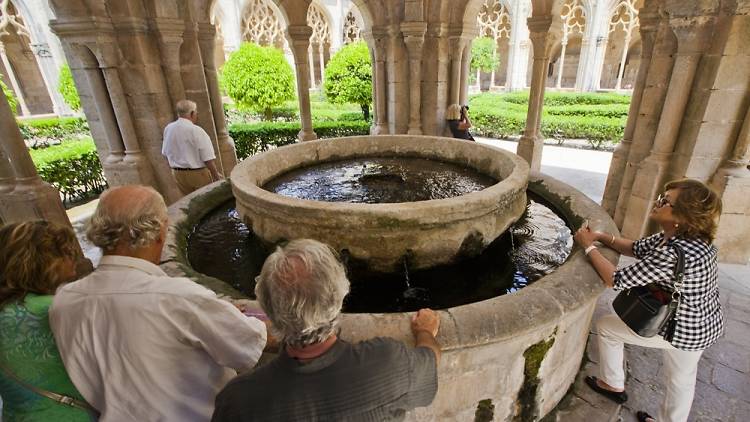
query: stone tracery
476 0 511 88
241 0 286 49
342 9 361 44
607 0 639 90
306 2 331 88
554 0 586 88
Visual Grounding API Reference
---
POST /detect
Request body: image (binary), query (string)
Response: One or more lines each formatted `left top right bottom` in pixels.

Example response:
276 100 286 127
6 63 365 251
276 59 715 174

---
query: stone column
0 41 30 116
620 17 714 238
517 16 552 172
613 15 677 227
308 44 316 89
614 31 632 90
601 9 658 214
0 87 68 225
365 28 388 135
153 18 187 104
448 36 465 105
198 22 237 174
401 22 426 135
459 37 472 106
555 37 568 89
287 25 317 141
712 102 750 263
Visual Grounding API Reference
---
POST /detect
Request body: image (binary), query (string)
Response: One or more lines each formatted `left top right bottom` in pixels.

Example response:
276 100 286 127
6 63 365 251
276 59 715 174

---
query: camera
461 105 469 112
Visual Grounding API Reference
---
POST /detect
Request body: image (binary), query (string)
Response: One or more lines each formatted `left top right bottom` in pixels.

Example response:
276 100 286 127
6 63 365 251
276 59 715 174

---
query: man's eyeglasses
655 193 673 208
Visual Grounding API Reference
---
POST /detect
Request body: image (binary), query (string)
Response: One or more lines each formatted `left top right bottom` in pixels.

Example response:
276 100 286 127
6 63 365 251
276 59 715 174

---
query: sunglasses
655 193 673 208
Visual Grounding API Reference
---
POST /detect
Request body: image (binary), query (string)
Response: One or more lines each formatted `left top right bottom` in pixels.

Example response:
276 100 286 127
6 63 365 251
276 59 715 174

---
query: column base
619 156 667 239
516 134 543 172
218 135 238 175
370 124 388 135
297 129 318 142
601 141 631 214
407 127 423 135
0 181 70 227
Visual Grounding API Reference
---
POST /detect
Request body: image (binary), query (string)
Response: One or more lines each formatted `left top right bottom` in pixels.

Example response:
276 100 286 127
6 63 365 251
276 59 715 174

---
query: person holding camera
446 103 475 141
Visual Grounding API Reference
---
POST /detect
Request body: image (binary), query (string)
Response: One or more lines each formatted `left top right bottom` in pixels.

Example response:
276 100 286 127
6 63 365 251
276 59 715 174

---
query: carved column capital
670 16 715 55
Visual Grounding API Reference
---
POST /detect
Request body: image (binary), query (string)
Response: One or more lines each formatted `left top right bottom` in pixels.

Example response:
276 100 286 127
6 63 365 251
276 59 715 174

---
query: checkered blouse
613 232 725 351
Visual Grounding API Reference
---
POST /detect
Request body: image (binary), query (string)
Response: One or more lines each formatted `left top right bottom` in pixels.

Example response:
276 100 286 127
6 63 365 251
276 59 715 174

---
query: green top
0 293 89 421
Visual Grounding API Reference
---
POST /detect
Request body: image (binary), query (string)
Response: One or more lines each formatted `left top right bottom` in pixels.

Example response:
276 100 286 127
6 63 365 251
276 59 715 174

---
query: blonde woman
0 221 91 421
446 103 475 141
574 179 724 422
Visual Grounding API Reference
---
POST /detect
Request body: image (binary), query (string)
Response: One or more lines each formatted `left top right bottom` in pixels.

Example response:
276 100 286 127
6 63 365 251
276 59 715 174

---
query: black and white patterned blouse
613 232 724 351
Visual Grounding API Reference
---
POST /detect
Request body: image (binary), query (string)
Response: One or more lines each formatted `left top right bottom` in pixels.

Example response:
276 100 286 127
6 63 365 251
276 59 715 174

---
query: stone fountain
161 135 618 421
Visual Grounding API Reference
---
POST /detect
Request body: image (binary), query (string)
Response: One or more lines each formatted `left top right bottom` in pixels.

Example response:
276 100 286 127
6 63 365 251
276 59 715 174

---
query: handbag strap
665 244 685 341
0 359 97 413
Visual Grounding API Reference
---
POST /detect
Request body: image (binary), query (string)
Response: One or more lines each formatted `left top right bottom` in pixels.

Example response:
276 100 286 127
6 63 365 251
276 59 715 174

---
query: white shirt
49 255 266 422
162 117 216 169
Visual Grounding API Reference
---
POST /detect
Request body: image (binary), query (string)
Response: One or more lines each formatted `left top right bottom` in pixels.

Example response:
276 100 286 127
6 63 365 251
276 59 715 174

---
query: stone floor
67 137 749 421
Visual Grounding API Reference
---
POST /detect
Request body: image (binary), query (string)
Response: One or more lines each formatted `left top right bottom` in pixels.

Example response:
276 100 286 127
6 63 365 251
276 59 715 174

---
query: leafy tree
470 36 499 75
323 41 372 121
1 79 17 115
58 64 81 111
220 43 296 120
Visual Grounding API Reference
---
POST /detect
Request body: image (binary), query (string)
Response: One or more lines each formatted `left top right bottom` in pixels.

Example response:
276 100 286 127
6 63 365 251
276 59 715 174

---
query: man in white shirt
162 100 223 195
50 185 268 421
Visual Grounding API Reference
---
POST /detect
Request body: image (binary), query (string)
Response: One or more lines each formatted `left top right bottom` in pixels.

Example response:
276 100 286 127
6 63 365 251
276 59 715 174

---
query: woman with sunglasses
573 179 724 422
0 221 92 421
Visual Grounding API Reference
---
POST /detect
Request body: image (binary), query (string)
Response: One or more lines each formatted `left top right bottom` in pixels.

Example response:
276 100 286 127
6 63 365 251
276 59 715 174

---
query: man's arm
411 308 441 362
204 159 224 181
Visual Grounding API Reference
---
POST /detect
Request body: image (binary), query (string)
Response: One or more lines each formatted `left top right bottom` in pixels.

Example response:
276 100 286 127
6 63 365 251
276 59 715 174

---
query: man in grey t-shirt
212 239 441 422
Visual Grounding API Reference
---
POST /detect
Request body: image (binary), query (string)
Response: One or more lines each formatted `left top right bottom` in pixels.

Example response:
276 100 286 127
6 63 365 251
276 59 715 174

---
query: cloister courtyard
1 0 749 420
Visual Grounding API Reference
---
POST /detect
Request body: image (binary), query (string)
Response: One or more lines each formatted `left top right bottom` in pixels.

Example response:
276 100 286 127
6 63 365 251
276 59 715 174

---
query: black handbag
612 245 685 339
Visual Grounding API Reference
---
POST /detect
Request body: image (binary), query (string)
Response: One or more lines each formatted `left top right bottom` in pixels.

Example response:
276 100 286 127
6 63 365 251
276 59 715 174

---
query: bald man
49 185 268 421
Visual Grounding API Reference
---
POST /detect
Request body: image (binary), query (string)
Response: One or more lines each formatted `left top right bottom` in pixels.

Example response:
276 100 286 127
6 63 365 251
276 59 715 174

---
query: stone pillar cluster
602 0 750 264
46 2 238 204
0 89 69 226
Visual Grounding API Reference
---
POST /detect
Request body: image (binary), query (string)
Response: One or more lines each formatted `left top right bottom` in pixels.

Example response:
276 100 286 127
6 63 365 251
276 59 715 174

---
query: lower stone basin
230 135 529 272
161 171 618 421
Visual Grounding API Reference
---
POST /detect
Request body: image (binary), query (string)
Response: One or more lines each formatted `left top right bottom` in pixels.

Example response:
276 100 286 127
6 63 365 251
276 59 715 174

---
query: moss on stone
474 399 495 422
515 329 557 422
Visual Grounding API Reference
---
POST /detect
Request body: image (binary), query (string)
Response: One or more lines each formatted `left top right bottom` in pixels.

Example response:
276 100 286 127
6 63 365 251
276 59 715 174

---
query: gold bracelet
610 233 616 245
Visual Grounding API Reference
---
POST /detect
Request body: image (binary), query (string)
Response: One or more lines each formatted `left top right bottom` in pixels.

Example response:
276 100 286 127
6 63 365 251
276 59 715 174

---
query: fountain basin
230 135 529 272
162 171 618 421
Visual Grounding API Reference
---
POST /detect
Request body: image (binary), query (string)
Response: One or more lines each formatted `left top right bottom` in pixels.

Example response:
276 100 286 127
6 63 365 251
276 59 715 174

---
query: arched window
607 0 639 90
476 0 511 88
552 0 586 89
241 0 286 49
306 2 331 88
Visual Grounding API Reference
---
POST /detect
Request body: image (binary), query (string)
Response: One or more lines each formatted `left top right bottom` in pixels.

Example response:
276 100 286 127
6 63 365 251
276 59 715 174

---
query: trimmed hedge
19 117 90 144
229 120 371 159
29 137 106 204
469 92 630 148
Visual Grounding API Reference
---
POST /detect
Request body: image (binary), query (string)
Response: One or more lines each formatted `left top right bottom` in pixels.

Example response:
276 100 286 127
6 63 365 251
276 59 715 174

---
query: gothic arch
0 0 54 115
342 4 363 44
306 0 331 88
547 0 586 88
600 0 641 90
476 0 513 89
240 0 288 49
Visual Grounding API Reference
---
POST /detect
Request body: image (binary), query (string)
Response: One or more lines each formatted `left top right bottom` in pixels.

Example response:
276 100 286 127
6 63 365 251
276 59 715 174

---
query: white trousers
597 314 703 422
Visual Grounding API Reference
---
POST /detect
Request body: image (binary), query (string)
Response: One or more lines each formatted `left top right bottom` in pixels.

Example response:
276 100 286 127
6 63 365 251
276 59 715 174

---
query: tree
323 41 372 121
220 43 296 120
470 37 499 89
58 64 81 111
1 79 17 115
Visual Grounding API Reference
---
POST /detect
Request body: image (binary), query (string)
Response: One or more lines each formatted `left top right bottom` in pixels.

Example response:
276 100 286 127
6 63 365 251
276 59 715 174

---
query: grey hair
175 99 197 117
255 239 350 348
446 103 462 120
86 185 168 251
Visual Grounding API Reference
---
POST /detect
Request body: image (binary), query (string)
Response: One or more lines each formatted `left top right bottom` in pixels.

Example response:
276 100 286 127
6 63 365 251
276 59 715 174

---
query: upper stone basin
230 135 530 272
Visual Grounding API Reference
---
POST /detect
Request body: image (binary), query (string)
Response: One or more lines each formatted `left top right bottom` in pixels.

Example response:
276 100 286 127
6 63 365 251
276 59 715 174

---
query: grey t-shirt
211 337 438 422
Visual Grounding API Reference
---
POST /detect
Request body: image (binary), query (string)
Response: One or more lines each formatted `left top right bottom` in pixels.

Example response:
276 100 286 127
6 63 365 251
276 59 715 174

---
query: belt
172 167 205 171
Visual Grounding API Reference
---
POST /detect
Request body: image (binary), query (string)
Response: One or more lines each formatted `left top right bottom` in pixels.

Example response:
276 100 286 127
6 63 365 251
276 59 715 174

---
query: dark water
187 194 572 313
263 157 499 203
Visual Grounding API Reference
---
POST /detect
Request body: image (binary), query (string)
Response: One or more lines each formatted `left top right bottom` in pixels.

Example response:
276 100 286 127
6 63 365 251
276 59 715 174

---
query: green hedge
229 120 371 159
19 117 89 144
469 92 630 148
29 137 106 204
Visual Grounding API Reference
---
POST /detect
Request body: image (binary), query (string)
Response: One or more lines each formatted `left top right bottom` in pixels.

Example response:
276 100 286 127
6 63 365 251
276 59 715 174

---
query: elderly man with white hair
162 99 223 195
212 239 442 422
50 185 269 421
